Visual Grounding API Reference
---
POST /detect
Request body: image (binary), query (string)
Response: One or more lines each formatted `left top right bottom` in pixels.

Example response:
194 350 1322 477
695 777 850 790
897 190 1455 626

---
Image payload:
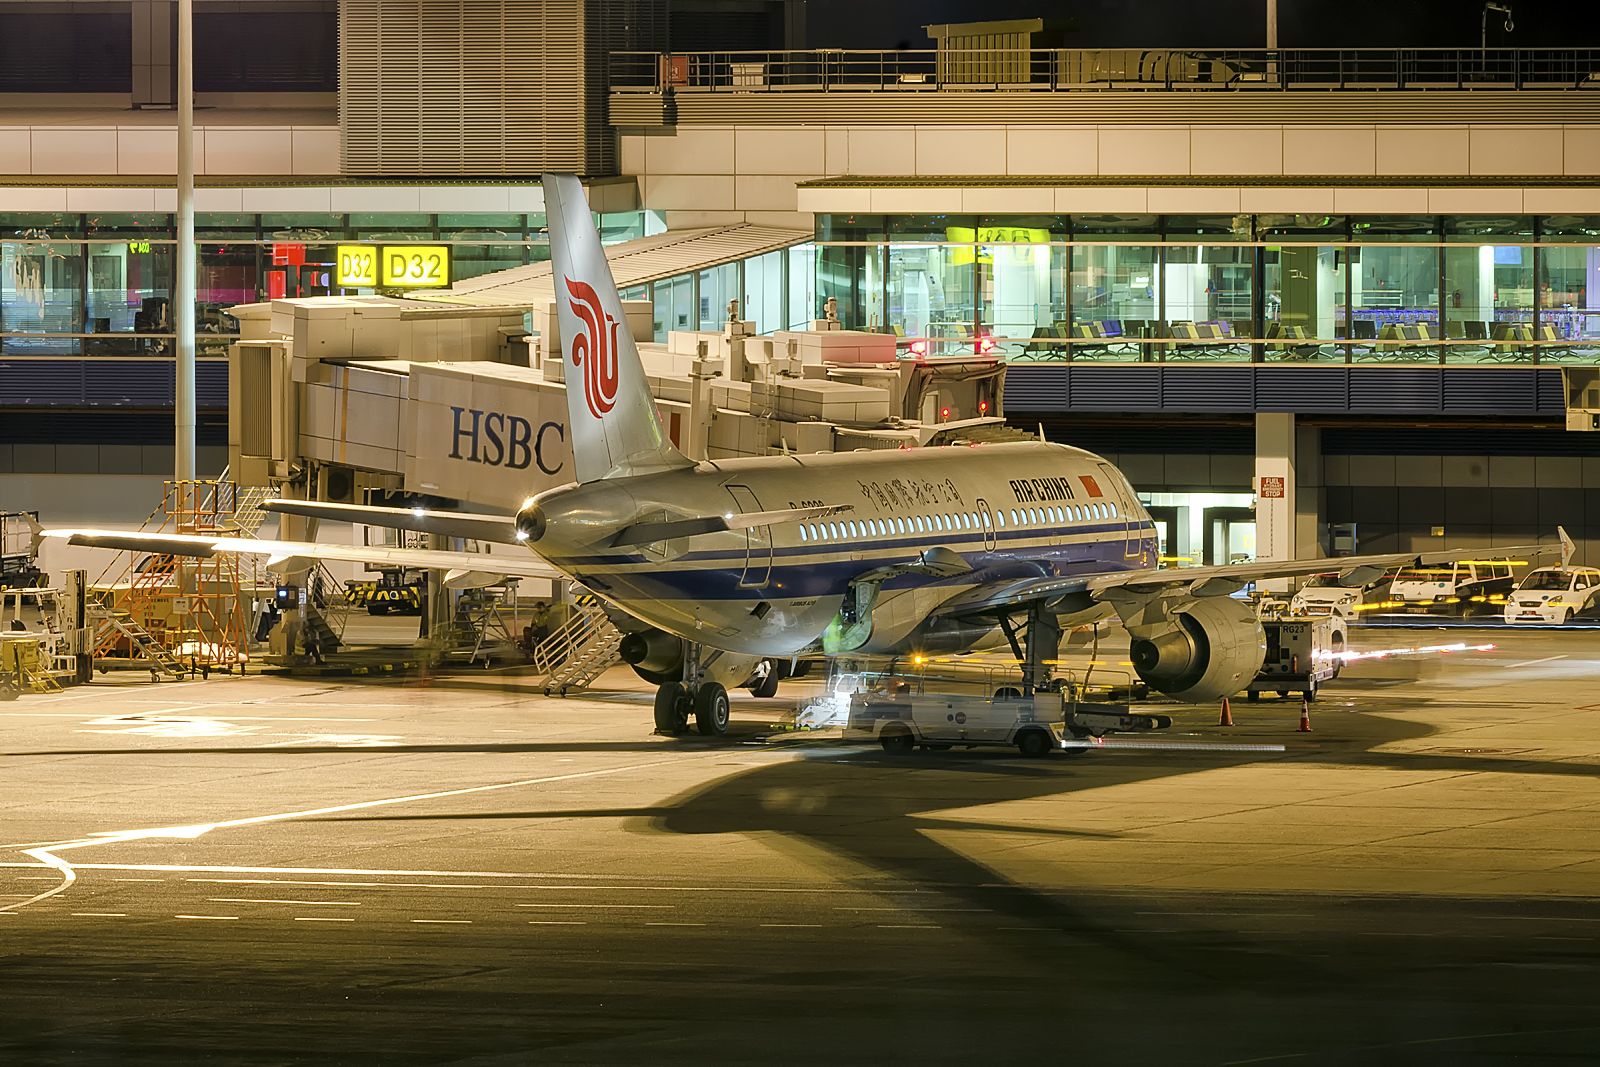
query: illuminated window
828 522 839 539
1109 502 1118 518
995 510 1005 528
799 526 809 542
1053 506 1064 522
957 513 969 531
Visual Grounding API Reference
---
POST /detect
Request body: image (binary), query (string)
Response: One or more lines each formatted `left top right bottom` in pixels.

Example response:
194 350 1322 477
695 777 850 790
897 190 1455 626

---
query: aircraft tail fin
543 173 693 483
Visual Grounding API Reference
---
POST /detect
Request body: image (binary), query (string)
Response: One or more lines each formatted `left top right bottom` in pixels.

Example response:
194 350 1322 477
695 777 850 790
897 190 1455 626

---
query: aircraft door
1096 463 1141 560
725 484 771 588
976 497 996 551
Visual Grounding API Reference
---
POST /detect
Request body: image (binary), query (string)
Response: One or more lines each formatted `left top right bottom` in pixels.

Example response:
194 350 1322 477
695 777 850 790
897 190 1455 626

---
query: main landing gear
651 642 748 738
652 680 728 736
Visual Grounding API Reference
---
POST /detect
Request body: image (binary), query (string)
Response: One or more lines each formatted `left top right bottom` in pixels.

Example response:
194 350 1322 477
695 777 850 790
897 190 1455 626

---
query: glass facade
0 210 638 359
816 213 1600 364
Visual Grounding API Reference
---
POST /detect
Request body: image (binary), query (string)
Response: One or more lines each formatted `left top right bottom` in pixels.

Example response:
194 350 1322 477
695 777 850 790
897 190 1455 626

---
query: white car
1503 566 1600 625
1290 572 1394 618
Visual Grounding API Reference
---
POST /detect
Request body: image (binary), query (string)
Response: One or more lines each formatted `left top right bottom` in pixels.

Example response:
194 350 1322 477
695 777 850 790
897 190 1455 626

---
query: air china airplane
46 174 1549 737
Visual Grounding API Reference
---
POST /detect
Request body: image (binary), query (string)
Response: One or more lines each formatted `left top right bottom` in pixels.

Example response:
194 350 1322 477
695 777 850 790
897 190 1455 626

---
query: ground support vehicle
0 512 45 590
841 663 1170 757
1503 566 1600 625
1389 560 1516 617
345 570 424 616
1245 616 1342 702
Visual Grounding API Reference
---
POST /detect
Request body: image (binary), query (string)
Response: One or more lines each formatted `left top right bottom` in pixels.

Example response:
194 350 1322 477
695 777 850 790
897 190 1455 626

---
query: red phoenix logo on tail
564 276 621 420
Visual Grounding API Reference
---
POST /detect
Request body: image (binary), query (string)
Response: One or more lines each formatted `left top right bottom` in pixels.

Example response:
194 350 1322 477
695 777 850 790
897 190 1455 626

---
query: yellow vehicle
345 571 424 616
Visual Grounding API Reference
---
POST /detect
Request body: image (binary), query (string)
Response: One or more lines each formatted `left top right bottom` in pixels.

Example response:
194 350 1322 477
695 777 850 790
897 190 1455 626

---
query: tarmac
2 624 1597 1064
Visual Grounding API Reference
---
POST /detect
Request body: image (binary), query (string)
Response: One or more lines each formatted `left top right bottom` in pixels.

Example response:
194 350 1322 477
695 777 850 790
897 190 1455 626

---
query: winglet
1558 525 1574 568
21 512 44 556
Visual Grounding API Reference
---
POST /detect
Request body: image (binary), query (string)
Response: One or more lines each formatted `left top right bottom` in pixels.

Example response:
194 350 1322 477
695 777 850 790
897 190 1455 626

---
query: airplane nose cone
515 503 547 544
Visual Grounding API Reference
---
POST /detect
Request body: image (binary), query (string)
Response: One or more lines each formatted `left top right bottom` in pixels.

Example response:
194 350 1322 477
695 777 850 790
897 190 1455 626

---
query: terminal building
3 2 1599 568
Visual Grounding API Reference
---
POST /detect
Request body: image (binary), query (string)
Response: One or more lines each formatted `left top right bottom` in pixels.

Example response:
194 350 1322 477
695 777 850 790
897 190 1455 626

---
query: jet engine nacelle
1127 596 1266 702
619 628 685 684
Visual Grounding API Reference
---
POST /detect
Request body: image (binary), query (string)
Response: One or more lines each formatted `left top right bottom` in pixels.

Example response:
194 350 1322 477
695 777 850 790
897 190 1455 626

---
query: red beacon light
979 336 997 354
909 340 928 356
978 399 990 415
939 406 953 421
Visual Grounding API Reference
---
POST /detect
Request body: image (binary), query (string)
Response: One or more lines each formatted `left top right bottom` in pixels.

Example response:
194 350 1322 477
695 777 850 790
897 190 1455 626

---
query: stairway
534 598 624 696
90 606 186 680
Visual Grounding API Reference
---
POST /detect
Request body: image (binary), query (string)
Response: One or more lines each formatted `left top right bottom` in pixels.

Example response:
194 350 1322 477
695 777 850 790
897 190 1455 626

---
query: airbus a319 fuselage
521 440 1158 658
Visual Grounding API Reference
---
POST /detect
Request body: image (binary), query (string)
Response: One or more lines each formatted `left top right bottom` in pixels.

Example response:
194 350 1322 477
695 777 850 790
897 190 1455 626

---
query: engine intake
1128 597 1266 702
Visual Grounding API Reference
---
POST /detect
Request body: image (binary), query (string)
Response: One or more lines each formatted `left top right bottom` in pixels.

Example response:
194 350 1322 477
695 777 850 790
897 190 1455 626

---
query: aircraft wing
260 499 522 544
41 528 561 586
933 540 1557 620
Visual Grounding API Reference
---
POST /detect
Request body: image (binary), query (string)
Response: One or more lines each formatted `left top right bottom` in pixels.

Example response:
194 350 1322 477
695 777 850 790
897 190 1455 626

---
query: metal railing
612 47 1600 94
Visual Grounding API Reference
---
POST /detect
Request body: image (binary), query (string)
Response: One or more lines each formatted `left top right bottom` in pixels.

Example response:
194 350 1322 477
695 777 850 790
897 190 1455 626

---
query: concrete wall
1325 453 1598 566
618 121 1600 226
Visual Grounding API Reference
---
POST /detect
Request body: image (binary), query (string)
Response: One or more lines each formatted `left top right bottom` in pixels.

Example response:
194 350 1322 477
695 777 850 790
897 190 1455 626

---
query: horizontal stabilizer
262 499 520 544
610 504 853 548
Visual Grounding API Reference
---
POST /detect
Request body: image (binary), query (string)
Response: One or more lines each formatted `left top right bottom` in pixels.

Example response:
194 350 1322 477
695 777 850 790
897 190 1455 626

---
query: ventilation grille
341 1 664 176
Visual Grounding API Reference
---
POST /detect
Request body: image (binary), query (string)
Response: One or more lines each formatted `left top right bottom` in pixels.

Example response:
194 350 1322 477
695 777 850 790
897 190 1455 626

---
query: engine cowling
1127 597 1266 702
619 628 685 684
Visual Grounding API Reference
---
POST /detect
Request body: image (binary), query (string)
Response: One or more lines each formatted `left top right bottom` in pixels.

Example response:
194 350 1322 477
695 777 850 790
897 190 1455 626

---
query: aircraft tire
750 663 780 699
694 682 730 736
654 682 690 735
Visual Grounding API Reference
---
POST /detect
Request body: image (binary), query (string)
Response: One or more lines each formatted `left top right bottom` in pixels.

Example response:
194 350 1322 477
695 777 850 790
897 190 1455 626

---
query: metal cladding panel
1062 366 1161 411
1535 368 1567 414
999 365 1067 411
340 0 665 176
85 361 175 407
1348 367 1442 413
1441 368 1539 415
1159 366 1254 412
0 361 87 406
1255 366 1349 412
197 361 229 408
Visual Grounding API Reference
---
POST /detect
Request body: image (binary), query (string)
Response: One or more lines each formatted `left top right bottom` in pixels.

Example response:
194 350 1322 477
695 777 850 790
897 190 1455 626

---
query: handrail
611 47 1600 94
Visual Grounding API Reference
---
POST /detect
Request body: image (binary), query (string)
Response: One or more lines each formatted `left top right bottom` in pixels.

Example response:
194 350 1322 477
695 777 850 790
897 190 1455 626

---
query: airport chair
1444 319 1491 363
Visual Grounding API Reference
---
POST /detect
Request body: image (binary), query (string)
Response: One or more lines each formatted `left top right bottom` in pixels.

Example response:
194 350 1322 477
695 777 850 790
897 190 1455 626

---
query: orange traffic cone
1298 696 1313 733
1218 697 1234 727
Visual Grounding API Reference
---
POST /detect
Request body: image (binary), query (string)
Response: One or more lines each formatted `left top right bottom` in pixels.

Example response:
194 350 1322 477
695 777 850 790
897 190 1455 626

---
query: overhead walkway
415 223 810 310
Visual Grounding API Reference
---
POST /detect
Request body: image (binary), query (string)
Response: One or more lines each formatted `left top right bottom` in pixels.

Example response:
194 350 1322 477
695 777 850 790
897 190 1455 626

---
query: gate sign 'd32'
337 244 451 289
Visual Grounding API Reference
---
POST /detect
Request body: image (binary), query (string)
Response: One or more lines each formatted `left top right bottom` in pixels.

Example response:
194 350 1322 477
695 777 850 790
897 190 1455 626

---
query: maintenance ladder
533 597 623 696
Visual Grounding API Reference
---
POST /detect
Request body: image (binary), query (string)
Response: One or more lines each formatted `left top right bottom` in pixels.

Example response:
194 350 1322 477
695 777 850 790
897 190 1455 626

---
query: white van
846 687 1070 757
1389 559 1516 615
1503 566 1600 625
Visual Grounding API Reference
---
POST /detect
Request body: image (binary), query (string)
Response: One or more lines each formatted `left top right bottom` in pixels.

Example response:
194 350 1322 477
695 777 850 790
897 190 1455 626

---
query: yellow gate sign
381 245 451 288
336 245 379 287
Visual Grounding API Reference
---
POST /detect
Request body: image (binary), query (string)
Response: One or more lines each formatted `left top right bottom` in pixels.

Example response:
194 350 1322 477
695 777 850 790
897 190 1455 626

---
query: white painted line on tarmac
1506 655 1568 668
835 907 988 913
515 908 672 915
176 914 238 921
410 919 470 925
761 923 822 928
876 924 941 930
2 754 696 913
528 920 587 925
646 921 707 927
71 912 126 917
209 898 361 907
294 917 356 923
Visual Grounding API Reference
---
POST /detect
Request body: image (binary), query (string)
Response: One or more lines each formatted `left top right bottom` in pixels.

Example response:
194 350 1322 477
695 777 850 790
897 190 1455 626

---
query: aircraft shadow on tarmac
303 700 1600 998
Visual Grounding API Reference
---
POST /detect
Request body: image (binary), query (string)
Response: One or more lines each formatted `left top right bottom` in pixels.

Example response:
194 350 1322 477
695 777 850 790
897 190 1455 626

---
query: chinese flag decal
1078 475 1103 498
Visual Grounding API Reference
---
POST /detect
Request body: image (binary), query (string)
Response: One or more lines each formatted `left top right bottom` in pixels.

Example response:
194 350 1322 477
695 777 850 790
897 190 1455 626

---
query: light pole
176 0 196 487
